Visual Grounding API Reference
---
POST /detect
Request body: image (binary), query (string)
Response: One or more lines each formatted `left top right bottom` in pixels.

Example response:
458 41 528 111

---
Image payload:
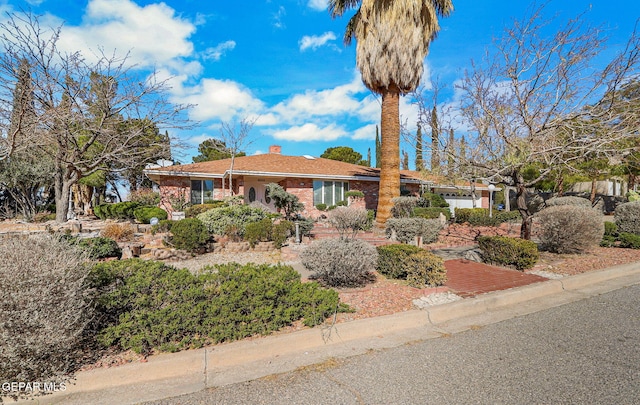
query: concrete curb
14 261 640 405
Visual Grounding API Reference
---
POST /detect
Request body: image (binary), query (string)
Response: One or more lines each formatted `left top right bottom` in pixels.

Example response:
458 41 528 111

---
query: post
488 184 496 217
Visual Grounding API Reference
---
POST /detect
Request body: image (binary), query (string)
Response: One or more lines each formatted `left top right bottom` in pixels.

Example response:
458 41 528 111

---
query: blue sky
5 0 640 166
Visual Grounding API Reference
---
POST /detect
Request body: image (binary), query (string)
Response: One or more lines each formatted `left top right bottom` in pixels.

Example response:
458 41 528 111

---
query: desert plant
265 183 304 220
90 260 345 355
0 235 91 400
545 196 592 208
385 217 443 244
328 206 369 239
618 232 640 249
614 201 640 235
477 236 539 270
376 245 446 287
376 244 421 279
169 218 210 252
101 223 135 241
133 206 168 224
128 188 161 206
537 205 604 254
197 204 268 236
391 196 419 218
301 238 377 288
184 202 226 218
78 236 122 260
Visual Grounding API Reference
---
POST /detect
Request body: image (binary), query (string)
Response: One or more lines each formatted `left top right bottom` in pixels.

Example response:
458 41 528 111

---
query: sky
3 0 639 167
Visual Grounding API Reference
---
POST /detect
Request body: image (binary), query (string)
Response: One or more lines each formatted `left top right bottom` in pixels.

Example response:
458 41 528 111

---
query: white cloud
270 123 346 142
307 0 328 11
203 40 236 61
174 78 265 122
272 6 286 29
57 0 195 68
299 31 336 51
351 124 378 140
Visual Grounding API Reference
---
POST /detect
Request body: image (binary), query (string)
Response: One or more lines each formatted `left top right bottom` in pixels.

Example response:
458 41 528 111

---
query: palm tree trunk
375 86 401 225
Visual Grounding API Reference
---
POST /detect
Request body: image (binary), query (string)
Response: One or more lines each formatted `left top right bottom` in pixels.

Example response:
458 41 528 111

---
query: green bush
151 219 174 234
420 192 449 208
272 221 294 248
169 218 210 252
345 190 365 199
454 208 487 224
376 244 421 279
545 196 592 208
90 260 346 354
93 202 141 220
477 236 539 270
244 218 274 247
315 203 327 211
376 245 446 287
133 206 168 224
295 216 315 236
385 217 443 244
604 221 618 237
615 201 640 235
619 232 640 249
537 205 604 254
301 238 378 287
184 202 226 218
197 204 268 237
413 207 451 221
78 237 122 260
495 210 521 223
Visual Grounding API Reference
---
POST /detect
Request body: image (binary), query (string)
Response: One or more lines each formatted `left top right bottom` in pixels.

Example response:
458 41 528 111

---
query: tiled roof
145 153 422 182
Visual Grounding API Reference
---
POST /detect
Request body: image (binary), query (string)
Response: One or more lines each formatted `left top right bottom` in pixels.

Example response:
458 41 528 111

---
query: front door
244 178 277 212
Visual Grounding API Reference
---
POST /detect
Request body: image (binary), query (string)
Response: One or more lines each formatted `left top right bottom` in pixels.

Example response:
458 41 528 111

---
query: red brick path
444 259 547 298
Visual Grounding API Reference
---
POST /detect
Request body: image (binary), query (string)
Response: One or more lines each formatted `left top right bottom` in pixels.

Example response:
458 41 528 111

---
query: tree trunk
590 178 597 202
556 173 564 196
514 171 532 240
375 86 401 225
54 172 70 223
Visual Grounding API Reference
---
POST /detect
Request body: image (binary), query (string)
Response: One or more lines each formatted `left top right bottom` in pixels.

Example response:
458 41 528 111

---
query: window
313 180 349 206
248 187 256 203
190 180 214 204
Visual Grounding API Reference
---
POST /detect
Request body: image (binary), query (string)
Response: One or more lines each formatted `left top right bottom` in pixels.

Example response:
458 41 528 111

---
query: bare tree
216 117 256 196
454 4 640 239
0 11 190 222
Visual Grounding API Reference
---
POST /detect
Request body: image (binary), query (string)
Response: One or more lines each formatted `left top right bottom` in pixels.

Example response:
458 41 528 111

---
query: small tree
265 183 304 220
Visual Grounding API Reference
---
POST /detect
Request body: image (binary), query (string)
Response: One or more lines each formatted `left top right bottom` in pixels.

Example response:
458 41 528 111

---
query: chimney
269 145 282 154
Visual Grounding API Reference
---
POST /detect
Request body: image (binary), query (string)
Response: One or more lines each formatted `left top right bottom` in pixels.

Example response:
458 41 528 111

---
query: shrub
133 206 168 224
545 196 592 208
454 208 488 224
78 236 122 259
477 236 539 270
197 204 268 236
295 216 315 236
128 188 161 206
619 232 640 249
184 202 226 218
391 196 419 218
301 238 377 287
90 260 345 354
101 223 135 241
244 218 274 247
376 245 446 287
32 211 56 223
328 206 369 239
413 207 451 221
537 205 604 254
0 235 91 399
151 219 174 234
604 221 618 238
169 218 210 252
627 190 640 202
385 217 443 244
404 249 447 288
495 210 521 223
272 220 294 248
345 190 364 199
315 203 327 211
614 201 640 235
265 183 305 220
420 192 449 208
376 244 421 279
94 201 141 220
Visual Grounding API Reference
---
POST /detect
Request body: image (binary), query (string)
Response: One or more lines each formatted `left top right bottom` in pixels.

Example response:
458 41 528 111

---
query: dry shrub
0 235 92 401
536 205 604 254
301 238 377 287
328 206 369 239
101 223 135 241
614 201 640 235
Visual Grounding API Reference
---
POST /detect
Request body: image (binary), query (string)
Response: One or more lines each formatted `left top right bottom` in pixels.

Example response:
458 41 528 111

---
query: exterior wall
348 180 379 211
282 177 314 217
158 177 226 215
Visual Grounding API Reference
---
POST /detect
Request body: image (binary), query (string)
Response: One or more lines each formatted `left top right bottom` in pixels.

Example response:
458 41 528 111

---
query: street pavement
151 283 640 404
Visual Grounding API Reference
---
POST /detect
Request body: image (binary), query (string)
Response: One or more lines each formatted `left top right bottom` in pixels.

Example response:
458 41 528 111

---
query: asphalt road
147 284 640 405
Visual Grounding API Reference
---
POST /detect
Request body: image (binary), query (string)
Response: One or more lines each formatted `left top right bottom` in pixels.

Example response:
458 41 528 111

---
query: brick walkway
444 259 548 298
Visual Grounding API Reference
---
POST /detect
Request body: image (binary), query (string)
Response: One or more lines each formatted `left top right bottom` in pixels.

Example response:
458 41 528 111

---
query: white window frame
190 179 214 204
313 180 349 206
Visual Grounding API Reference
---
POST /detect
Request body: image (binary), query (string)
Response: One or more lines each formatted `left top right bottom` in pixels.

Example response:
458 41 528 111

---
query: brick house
143 145 494 219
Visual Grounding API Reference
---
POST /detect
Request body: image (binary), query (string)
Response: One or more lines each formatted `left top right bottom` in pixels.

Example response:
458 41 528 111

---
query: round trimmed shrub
478 236 539 270
133 206 168 224
614 201 640 235
536 205 604 254
376 244 421 279
545 196 592 208
376 244 447 287
169 218 210 252
196 204 268 236
301 238 377 288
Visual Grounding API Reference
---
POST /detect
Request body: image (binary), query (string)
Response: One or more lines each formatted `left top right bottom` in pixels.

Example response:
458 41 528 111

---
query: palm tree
329 0 453 224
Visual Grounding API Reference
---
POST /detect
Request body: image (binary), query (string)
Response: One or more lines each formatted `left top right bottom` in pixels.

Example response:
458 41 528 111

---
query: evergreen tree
367 147 372 167
415 124 424 171
447 128 455 176
375 125 381 168
402 150 409 170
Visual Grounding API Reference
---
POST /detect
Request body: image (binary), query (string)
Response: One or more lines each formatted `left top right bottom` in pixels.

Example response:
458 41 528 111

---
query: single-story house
143 145 495 219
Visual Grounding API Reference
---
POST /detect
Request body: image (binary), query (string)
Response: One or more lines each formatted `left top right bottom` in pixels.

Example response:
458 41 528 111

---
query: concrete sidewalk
15 261 640 405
